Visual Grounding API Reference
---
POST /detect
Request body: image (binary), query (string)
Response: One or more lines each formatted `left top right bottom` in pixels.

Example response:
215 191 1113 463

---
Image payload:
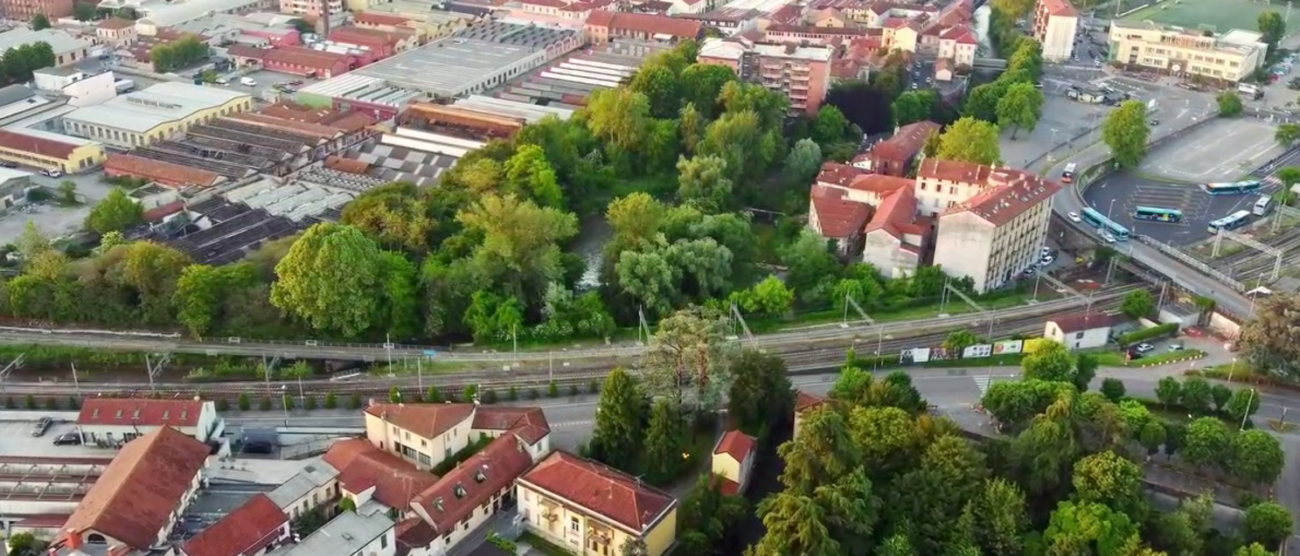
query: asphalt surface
1138 118 1283 183
1084 171 1266 245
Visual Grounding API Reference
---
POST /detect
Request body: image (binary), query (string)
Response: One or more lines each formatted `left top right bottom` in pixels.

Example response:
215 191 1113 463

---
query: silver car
30 416 52 437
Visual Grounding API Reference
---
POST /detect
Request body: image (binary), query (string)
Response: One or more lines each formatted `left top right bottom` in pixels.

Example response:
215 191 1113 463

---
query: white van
40 168 62 178
240 77 257 87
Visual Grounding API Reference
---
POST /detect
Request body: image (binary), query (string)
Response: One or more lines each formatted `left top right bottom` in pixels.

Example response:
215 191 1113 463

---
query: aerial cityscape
0 0 1298 552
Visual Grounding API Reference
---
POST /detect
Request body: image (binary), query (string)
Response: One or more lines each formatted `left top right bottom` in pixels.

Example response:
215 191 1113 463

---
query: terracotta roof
78 398 206 427
354 12 414 25
864 185 919 240
142 200 185 222
104 153 223 188
181 495 287 556
519 451 677 533
939 26 977 44
1039 0 1076 17
712 476 741 496
868 1 891 14
847 173 914 194
944 168 1062 226
585 11 703 39
323 439 439 511
63 427 210 550
325 111 376 132
795 390 825 412
98 17 134 30
918 158 993 183
324 155 372 175
0 129 80 160
811 186 870 238
363 403 476 439
394 518 437 556
472 407 551 444
228 112 340 140
766 24 866 36
714 430 755 463
816 161 866 186
328 26 404 47
765 4 803 23
1049 312 1129 334
871 121 940 163
260 101 336 123
411 435 534 534
243 45 351 71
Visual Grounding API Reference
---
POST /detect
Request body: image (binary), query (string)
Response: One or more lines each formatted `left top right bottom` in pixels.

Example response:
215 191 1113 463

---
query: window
570 517 580 532
380 535 387 549
1075 332 1084 339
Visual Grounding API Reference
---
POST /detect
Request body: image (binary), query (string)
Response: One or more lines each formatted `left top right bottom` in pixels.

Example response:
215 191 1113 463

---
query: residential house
793 391 826 438
76 398 223 446
1044 313 1131 350
711 430 756 496
852 120 940 176
180 494 290 556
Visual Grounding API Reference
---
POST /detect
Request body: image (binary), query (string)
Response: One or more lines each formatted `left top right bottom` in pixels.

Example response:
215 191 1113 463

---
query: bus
1062 163 1077 184
1207 210 1252 234
1254 195 1274 216
1201 180 1264 196
1132 206 1183 223
1081 207 1131 240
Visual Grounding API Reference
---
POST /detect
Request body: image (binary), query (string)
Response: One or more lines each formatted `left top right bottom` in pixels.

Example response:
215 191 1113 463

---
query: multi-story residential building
853 120 940 176
0 0 71 23
362 403 551 468
931 164 1062 292
96 17 138 48
279 0 343 18
697 38 833 114
1033 0 1076 62
516 451 679 556
584 11 704 44
1108 21 1267 84
936 26 978 67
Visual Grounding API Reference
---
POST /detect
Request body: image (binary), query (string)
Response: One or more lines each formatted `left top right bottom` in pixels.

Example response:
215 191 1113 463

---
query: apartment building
698 38 833 114
279 0 343 17
1108 21 1267 84
0 0 71 21
931 165 1062 292
1033 0 1077 62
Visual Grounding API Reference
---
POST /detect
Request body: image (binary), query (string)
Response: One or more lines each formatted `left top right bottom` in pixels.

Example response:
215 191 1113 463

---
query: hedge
1116 323 1179 346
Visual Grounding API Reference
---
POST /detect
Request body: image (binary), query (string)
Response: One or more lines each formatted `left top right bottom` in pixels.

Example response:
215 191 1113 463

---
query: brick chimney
65 530 83 551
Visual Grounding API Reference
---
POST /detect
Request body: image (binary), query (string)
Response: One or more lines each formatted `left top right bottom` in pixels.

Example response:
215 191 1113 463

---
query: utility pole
0 353 25 395
71 362 80 396
416 357 423 393
1240 388 1256 430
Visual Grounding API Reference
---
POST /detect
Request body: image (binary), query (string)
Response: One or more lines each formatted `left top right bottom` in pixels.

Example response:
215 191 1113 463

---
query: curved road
1039 102 1256 317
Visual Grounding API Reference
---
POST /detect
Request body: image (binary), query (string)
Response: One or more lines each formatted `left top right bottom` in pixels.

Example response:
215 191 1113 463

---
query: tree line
152 35 209 73
0 42 54 86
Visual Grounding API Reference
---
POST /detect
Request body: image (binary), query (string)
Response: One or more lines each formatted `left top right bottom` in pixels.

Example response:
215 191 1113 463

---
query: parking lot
1002 92 1111 166
0 170 116 244
1083 170 1267 245
0 414 119 459
1138 118 1283 183
208 69 313 103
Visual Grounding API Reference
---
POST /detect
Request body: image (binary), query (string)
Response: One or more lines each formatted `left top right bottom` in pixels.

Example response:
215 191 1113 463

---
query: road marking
551 420 594 429
972 375 993 397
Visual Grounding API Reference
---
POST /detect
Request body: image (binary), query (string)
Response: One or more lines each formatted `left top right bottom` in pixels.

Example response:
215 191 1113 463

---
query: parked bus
1061 162 1077 184
1132 206 1183 223
1201 180 1263 195
1081 207 1130 240
1254 195 1274 216
1207 210 1252 234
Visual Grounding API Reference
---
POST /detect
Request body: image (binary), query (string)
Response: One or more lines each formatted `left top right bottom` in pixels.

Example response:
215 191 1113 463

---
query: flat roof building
698 38 833 114
62 82 253 149
1108 21 1267 83
0 29 92 67
0 128 105 174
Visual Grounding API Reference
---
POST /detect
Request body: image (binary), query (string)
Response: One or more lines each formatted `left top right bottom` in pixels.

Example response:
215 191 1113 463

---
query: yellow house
363 402 552 470
710 430 756 496
61 82 253 150
793 390 827 438
516 451 679 556
0 129 106 174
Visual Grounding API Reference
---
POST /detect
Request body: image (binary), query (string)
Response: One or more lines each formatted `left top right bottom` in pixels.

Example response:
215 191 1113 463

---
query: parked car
40 168 62 178
1149 119 1160 127
1101 230 1117 243
0 161 17 168
1168 344 1184 352
53 431 81 445
1135 342 1155 353
30 416 52 437
1068 211 1081 222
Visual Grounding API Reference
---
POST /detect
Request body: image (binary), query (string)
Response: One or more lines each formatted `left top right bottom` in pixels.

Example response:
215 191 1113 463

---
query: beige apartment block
1108 21 1267 83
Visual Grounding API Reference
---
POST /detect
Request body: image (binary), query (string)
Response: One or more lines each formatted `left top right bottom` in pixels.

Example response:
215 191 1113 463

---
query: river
973 5 994 57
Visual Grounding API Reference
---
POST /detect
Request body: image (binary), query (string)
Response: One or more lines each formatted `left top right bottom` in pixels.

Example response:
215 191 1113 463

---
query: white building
96 0 274 35
76 398 223 445
1108 22 1267 83
276 511 396 556
266 459 341 520
32 67 117 107
0 29 92 67
1044 313 1130 350
1032 0 1076 62
61 82 253 149
930 163 1062 293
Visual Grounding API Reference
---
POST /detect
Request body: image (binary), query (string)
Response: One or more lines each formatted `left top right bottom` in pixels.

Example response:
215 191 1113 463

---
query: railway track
0 296 1130 401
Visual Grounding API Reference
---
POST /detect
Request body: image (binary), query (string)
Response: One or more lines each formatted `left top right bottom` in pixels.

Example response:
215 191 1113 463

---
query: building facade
76 398 223 445
1108 22 1266 83
62 82 253 149
698 38 833 114
0 129 105 174
279 0 344 17
1045 313 1129 350
711 430 756 496
0 0 72 23
1033 0 1076 62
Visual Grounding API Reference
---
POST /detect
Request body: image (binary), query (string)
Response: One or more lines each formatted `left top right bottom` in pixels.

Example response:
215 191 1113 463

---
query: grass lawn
519 532 572 556
1095 349 1205 367
1121 0 1300 34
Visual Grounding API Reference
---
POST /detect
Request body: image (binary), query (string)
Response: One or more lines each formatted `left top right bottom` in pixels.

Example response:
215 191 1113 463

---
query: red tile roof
328 26 405 48
864 185 919 240
104 153 224 189
78 398 206 427
353 12 414 26
816 161 867 186
795 390 825 412
870 121 940 163
363 403 476 439
1039 0 1076 17
585 11 703 39
918 158 992 183
98 17 134 30
810 186 870 239
324 155 372 175
323 438 438 511
181 495 287 556
142 200 185 222
63 427 210 550
519 451 677 533
944 168 1062 226
394 518 437 556
712 476 741 496
1048 312 1129 334
411 435 535 534
0 129 80 160
714 430 755 463
238 45 351 71
260 101 336 123
472 407 551 444
847 173 914 195
939 26 977 44
766 24 867 36
228 112 340 140
324 111 376 132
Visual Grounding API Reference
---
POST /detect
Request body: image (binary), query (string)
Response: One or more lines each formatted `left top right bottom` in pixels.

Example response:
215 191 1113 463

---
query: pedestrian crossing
972 375 992 397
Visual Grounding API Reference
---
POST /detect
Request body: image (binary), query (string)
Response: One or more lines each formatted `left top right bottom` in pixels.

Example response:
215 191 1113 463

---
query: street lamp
1107 198 1116 222
280 385 288 425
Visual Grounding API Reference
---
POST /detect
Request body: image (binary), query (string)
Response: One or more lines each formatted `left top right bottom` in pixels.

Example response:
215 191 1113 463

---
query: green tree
728 349 794 437
237 393 250 411
504 143 564 208
677 473 748 553
324 392 337 409
1277 123 1300 147
1244 502 1293 550
642 399 686 483
458 193 578 299
1043 500 1140 556
1183 417 1232 468
1217 91 1245 117
1276 167 1300 205
936 117 1002 165
589 368 646 470
778 406 860 492
1074 353 1098 393
813 104 851 144
996 82 1045 139
780 231 840 307
943 330 982 356
6 532 46 556
1226 388 1262 425
1259 11 1286 50
783 138 823 183
30 13 50 29
1121 289 1156 319
15 221 49 261
964 82 1006 122
676 155 733 213
755 467 879 556
629 64 681 119
1155 376 1182 408
1232 429 1284 484
271 223 385 337
965 478 1029 556
1211 383 1233 412
893 90 933 126
679 63 736 118
1138 420 1167 458
1072 450 1147 518
85 187 144 234
1103 100 1151 168
57 180 77 205
586 87 651 152
1022 340 1075 382
339 182 437 254
1101 377 1126 402
73 2 98 20
1236 543 1276 556
1180 377 1213 414
876 535 917 556
731 275 794 318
